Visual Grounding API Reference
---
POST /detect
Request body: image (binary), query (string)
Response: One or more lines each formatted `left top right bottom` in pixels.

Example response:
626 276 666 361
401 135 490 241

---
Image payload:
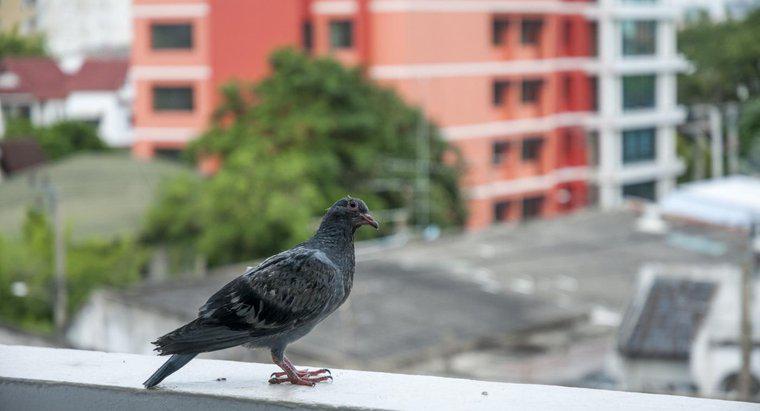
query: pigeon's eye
348 201 358 209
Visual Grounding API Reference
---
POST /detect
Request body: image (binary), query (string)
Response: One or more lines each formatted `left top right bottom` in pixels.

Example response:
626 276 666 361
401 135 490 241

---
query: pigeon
143 197 378 388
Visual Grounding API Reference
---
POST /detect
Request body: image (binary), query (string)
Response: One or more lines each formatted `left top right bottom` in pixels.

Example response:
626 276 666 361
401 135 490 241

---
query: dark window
522 196 544 220
522 137 543 161
492 17 509 45
622 20 656 56
521 79 543 103
589 21 598 56
492 141 509 165
563 20 573 53
590 75 599 112
623 180 656 201
302 22 313 51
329 20 353 49
622 75 656 110
521 19 543 45
493 201 511 222
587 131 600 167
492 80 509 106
151 23 193 50
622 128 656 163
152 86 194 111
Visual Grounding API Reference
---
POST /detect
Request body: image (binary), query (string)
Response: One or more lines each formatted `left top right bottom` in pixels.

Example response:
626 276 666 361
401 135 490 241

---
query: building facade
0 0 38 34
130 0 686 229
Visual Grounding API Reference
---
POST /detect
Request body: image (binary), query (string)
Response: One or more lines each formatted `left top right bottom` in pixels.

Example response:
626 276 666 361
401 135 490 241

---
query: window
621 20 656 56
521 19 543 45
302 22 313 51
522 137 543 161
492 17 509 45
521 79 543 104
493 201 511 222
622 75 656 110
586 131 599 167
590 76 599 112
492 80 509 106
623 181 656 201
151 23 193 50
589 21 598 56
492 141 509 165
622 128 656 163
329 20 353 49
152 86 194 111
522 196 544 220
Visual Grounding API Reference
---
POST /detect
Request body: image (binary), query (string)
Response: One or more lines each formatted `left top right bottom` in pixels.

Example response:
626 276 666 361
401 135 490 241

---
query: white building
35 0 132 62
593 0 688 208
0 56 133 147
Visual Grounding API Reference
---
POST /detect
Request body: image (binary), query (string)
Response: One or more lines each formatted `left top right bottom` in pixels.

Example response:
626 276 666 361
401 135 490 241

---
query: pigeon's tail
151 318 252 356
143 353 196 388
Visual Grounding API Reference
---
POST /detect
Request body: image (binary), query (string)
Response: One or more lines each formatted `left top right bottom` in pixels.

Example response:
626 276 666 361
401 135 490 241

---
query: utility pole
45 182 67 334
738 218 757 402
725 103 740 175
415 77 431 229
708 105 724 178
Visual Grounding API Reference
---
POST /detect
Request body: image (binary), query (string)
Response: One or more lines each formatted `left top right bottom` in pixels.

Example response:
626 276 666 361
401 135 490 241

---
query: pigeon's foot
269 368 331 379
268 373 332 386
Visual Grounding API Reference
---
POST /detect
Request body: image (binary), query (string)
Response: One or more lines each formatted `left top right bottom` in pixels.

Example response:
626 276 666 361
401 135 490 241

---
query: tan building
0 0 38 34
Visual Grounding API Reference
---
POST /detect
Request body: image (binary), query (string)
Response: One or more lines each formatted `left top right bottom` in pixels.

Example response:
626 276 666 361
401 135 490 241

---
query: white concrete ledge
0 345 754 411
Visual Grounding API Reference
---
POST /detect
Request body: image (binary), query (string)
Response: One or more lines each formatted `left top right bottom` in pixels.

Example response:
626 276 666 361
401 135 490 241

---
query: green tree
679 10 760 103
0 209 147 332
4 119 107 160
0 27 45 59
145 49 466 266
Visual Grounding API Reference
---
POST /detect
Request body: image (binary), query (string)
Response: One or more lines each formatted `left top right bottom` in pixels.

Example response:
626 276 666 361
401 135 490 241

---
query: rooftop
0 345 754 411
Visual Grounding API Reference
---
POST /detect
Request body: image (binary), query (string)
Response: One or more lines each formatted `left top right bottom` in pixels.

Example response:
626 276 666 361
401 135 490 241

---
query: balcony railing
0 344 754 411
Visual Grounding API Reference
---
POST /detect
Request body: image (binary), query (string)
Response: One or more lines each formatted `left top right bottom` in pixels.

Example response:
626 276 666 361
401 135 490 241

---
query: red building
132 1 682 229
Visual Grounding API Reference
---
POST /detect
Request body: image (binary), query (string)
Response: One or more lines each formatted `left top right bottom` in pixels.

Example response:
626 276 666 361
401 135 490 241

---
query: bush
0 209 147 332
4 119 107 160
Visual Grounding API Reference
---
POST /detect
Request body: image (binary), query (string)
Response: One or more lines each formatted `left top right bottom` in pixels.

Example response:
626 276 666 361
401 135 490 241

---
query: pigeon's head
325 196 379 231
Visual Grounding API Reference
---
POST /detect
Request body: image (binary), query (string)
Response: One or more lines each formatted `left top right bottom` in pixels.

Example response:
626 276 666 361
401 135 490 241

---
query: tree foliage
0 209 146 331
4 119 107 160
144 49 466 266
0 27 45 59
679 10 760 103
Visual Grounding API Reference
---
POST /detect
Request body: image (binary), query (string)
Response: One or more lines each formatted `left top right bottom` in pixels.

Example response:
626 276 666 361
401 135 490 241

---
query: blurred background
0 0 759 403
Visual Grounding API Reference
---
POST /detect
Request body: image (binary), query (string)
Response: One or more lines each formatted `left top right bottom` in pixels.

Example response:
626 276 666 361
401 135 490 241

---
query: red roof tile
0 57 68 100
68 58 129 92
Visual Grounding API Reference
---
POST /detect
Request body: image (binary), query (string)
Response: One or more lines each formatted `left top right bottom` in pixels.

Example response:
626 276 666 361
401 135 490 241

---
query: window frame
152 85 195 112
329 20 354 49
622 74 656 110
522 196 545 220
492 80 510 106
521 79 543 104
622 180 657 201
492 17 510 46
621 20 657 56
150 22 194 50
493 200 511 222
622 128 657 164
520 18 543 45
521 137 543 161
492 140 510 165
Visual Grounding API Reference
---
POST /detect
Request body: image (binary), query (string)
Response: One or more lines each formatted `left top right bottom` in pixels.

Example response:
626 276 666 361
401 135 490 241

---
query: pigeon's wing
197 247 339 336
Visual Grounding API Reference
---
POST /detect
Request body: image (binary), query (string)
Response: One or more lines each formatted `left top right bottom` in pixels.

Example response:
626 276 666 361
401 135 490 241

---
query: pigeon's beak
360 213 379 230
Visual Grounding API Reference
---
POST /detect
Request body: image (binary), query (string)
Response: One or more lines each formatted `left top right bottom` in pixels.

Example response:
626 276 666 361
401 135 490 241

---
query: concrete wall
0 345 755 411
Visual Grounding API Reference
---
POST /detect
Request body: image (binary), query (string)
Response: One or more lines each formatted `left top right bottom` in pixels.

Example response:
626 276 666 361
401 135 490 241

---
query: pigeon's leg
268 348 332 386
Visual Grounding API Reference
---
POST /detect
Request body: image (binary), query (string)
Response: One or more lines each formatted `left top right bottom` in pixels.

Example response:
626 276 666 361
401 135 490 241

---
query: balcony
0 345 754 410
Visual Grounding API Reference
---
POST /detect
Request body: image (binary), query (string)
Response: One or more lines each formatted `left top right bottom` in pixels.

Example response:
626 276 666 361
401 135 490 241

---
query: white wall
36 0 132 60
66 90 133 147
691 271 760 399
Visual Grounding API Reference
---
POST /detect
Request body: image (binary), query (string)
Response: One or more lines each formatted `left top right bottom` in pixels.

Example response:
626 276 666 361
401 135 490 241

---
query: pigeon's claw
270 368 331 379
268 374 332 386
